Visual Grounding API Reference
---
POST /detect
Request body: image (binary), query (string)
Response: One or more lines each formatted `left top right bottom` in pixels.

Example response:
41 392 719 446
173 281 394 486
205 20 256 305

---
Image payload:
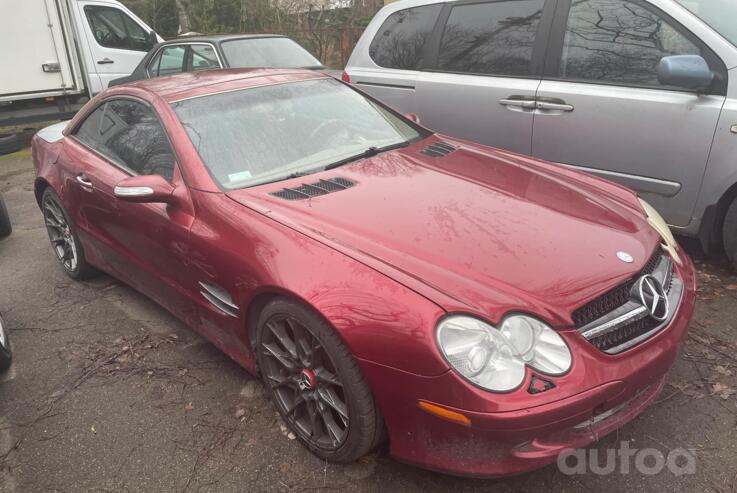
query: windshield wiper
324 141 410 171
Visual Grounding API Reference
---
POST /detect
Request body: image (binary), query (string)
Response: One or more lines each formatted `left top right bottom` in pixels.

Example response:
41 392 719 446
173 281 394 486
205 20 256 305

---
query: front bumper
358 252 696 477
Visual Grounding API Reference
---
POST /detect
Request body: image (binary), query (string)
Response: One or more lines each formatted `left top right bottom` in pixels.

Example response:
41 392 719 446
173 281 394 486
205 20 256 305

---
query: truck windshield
674 0 737 48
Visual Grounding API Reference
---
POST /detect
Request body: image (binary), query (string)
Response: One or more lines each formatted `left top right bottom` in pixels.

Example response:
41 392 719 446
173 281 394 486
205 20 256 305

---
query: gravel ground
1 151 736 492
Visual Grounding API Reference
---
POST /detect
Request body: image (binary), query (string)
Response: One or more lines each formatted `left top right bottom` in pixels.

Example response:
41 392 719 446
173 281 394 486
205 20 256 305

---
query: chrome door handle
76 174 93 190
97 58 114 65
499 98 537 109
536 101 574 112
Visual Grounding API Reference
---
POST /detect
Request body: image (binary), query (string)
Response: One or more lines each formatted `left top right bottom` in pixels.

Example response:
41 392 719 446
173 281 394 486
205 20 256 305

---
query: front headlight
638 198 682 265
436 315 572 392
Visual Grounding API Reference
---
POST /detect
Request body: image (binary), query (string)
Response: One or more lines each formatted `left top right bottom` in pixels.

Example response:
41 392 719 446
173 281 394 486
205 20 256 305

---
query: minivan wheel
723 198 737 270
256 298 383 463
42 188 97 280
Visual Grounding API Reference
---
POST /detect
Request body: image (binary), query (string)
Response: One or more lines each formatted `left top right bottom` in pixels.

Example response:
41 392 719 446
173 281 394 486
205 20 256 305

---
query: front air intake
270 177 355 200
420 141 456 157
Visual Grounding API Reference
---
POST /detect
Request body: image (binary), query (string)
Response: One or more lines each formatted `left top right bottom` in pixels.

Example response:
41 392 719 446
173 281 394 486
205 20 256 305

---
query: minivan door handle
499 97 537 110
535 98 574 112
97 58 114 65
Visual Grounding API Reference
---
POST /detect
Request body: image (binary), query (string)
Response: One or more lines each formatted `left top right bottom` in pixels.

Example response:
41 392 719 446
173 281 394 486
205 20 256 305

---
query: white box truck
0 0 161 131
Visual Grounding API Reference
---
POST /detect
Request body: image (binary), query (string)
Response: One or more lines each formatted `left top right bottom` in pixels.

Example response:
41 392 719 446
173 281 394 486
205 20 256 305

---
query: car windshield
674 0 737 48
171 78 424 190
221 37 323 69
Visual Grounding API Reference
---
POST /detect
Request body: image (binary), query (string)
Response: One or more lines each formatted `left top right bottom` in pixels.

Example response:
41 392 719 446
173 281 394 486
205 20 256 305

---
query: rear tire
723 197 737 271
0 193 11 238
0 134 21 156
42 188 97 280
256 298 383 463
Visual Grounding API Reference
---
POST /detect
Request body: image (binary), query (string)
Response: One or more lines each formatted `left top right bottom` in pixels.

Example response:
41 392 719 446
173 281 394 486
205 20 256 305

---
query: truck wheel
0 134 21 156
723 197 737 270
0 193 11 238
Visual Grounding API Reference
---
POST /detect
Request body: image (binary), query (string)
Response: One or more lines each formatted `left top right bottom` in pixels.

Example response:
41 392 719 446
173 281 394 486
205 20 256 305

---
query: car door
187 44 222 73
76 2 154 92
413 0 557 154
531 0 728 227
65 98 199 326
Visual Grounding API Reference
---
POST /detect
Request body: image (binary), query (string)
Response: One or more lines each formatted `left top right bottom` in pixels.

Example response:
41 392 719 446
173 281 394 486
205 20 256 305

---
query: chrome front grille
576 250 682 354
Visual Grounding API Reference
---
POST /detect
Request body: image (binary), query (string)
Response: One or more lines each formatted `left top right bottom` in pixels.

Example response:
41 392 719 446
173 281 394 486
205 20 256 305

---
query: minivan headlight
436 315 571 392
638 198 681 265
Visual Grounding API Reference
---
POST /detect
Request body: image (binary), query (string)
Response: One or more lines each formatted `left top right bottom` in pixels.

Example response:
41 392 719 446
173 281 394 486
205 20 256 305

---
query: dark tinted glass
369 5 442 70
84 6 148 51
438 0 545 76
560 0 701 87
74 100 175 181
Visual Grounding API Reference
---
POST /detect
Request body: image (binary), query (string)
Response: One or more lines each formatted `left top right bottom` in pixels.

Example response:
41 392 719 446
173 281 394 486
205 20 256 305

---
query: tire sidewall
723 198 737 270
0 314 12 372
0 193 11 238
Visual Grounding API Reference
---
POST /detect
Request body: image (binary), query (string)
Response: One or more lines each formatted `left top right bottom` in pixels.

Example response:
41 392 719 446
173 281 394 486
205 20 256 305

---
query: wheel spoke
283 392 304 416
314 367 342 388
267 373 296 390
306 400 321 439
317 387 348 425
319 405 345 446
262 342 297 372
268 321 298 360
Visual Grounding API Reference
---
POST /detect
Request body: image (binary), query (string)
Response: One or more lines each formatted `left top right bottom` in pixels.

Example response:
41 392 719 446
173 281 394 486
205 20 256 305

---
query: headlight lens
638 198 681 265
436 315 571 392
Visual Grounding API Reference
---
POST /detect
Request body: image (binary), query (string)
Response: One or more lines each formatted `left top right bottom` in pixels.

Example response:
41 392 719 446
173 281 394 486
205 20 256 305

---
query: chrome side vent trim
270 177 355 201
199 281 238 318
419 141 456 157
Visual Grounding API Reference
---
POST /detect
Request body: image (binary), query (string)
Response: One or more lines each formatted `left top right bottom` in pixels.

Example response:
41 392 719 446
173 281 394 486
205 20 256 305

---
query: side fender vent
420 141 456 157
270 177 355 201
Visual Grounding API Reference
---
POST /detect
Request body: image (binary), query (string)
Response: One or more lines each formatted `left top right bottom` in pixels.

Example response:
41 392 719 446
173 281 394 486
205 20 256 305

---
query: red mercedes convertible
31 69 695 477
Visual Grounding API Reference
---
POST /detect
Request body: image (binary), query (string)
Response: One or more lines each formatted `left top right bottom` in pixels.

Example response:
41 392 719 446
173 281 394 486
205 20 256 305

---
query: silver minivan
345 0 737 267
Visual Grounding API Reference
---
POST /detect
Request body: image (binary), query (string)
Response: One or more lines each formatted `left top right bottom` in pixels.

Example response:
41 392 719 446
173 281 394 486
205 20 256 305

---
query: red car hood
226 139 662 326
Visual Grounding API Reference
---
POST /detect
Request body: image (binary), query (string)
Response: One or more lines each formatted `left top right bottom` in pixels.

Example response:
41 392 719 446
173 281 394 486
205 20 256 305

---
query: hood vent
270 177 355 201
420 141 456 157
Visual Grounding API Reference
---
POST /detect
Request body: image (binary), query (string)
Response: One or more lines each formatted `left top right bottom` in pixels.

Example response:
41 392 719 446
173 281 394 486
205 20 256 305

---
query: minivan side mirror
114 175 174 204
404 112 420 124
146 30 158 50
657 55 714 92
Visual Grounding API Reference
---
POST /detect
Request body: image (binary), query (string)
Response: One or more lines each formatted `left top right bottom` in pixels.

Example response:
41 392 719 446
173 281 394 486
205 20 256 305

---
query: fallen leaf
714 366 733 377
91 425 96 434
725 284 737 291
235 408 246 419
711 382 736 400
184 402 194 411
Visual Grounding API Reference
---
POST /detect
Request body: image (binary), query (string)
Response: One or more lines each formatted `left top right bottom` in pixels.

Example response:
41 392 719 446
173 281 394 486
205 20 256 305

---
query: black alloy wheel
42 189 96 279
256 299 382 462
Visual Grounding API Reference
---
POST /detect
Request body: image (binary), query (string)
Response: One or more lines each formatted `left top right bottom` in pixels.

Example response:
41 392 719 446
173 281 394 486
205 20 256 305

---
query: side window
74 100 176 181
84 6 149 51
369 4 443 70
559 0 702 88
149 46 187 77
190 44 220 72
437 0 546 77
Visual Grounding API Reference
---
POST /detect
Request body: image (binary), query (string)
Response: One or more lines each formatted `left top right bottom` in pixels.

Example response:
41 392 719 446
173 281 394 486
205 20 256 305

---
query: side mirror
146 30 158 50
657 55 714 92
404 112 420 124
114 175 174 204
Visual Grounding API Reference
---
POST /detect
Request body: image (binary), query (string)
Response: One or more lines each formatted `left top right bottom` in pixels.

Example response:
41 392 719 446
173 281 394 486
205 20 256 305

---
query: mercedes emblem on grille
637 275 669 321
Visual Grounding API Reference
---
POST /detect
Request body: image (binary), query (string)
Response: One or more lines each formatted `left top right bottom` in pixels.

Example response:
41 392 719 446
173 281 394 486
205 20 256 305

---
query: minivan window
559 0 702 88
674 0 737 48
437 0 546 77
84 6 149 51
369 4 443 70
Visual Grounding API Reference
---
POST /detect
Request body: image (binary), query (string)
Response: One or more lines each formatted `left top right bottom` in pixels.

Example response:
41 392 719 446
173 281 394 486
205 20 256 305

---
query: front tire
256 298 382 463
42 188 97 280
0 193 11 238
0 313 12 372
